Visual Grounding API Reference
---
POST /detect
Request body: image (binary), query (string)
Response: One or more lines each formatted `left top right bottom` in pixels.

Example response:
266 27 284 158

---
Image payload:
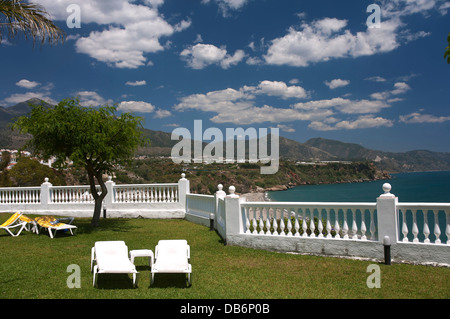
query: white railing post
40 177 52 209
178 173 190 211
214 184 226 229
376 183 398 245
105 176 115 208
224 186 244 244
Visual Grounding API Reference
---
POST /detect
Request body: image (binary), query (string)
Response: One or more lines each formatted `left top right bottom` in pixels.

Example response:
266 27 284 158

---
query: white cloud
309 116 394 131
292 97 390 114
34 0 190 69
76 91 113 107
203 0 250 17
365 76 387 82
324 79 350 89
276 124 296 133
247 80 309 99
154 109 172 118
180 43 245 69
125 80 147 86
370 82 411 100
16 79 40 89
264 17 401 67
2 92 56 106
264 0 443 69
117 101 156 113
399 112 450 123
173 81 393 128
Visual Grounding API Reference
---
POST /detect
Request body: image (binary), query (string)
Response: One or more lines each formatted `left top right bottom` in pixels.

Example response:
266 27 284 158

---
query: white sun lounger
91 241 138 288
150 239 192 287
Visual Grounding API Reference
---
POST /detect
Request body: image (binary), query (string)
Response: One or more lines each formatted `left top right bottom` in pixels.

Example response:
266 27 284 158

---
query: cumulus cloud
33 0 190 69
246 80 309 99
324 79 350 89
264 17 401 67
2 92 57 106
399 112 450 123
263 0 444 69
202 0 250 17
16 79 40 89
125 80 147 86
370 82 411 101
117 101 156 113
76 91 113 107
180 43 245 69
309 116 394 131
173 81 394 129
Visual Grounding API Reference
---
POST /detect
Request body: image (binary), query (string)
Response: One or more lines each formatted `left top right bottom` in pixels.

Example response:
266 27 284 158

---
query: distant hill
305 137 450 172
1 99 450 173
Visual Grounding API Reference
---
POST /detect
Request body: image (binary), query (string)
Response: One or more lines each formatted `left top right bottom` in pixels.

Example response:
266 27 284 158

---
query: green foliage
8 157 65 186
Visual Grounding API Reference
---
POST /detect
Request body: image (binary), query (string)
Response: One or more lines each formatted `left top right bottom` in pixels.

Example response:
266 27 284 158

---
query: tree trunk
86 163 107 227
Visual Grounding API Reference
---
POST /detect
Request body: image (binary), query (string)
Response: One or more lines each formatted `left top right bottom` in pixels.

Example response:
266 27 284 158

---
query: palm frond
0 0 65 46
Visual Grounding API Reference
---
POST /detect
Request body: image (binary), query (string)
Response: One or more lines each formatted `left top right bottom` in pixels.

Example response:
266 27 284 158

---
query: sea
268 171 450 203
267 171 450 242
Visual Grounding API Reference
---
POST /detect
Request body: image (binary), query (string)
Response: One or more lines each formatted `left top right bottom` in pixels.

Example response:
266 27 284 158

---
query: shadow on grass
75 218 139 235
95 274 137 290
150 273 191 289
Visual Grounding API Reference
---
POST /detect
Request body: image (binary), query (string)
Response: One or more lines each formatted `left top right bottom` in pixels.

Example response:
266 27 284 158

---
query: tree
445 32 450 64
0 0 65 46
9 156 65 187
12 98 148 227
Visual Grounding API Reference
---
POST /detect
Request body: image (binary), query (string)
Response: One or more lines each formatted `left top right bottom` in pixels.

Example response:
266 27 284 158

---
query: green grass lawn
0 213 449 299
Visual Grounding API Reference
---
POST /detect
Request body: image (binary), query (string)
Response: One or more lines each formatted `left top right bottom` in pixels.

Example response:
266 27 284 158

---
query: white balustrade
113 184 179 203
0 187 40 204
241 202 377 240
397 204 449 245
50 185 99 204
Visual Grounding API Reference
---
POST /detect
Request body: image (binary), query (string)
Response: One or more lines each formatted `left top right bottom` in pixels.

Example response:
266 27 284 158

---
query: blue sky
1 0 449 152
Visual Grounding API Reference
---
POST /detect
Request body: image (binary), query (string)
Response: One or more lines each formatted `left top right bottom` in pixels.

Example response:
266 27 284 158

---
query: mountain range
1 98 450 173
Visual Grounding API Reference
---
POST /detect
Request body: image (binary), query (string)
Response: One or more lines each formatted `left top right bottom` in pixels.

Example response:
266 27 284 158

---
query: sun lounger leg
93 266 98 287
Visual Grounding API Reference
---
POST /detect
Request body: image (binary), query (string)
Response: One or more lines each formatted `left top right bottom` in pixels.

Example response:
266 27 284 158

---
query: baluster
251 207 258 235
369 209 376 240
351 209 358 240
272 208 278 236
423 210 430 244
279 209 286 236
342 209 349 239
326 209 332 238
294 209 300 237
258 207 265 235
309 209 316 238
359 209 367 240
265 208 271 235
317 208 324 238
401 209 409 242
287 210 293 236
412 209 419 243
445 210 450 245
245 207 251 234
302 208 308 237
434 210 441 244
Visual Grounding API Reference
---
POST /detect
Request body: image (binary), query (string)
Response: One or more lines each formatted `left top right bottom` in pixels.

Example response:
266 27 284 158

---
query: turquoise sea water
268 171 450 203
